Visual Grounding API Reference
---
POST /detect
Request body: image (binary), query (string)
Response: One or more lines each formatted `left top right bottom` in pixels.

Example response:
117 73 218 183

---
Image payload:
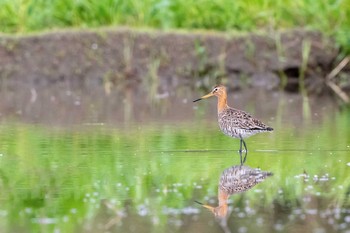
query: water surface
0 90 349 233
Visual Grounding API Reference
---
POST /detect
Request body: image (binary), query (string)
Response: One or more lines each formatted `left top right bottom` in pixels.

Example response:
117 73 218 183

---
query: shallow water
0 90 349 233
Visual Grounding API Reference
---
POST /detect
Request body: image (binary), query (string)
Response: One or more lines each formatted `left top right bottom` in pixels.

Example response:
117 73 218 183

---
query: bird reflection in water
196 153 273 219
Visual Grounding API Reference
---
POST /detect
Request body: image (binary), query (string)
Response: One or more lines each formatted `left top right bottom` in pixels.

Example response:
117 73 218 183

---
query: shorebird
193 85 273 152
196 163 273 218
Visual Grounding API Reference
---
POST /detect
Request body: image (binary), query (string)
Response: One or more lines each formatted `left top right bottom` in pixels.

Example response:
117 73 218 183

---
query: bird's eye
213 88 218 92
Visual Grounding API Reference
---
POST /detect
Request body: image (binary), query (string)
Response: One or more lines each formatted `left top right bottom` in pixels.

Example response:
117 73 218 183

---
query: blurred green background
0 0 349 53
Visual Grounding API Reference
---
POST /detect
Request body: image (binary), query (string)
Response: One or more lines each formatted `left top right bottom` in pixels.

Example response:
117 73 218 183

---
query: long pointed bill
193 93 214 102
201 204 215 212
194 200 204 205
195 201 215 212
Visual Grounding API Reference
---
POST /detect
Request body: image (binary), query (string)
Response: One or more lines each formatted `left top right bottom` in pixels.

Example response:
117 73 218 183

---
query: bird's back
219 165 273 195
218 107 273 139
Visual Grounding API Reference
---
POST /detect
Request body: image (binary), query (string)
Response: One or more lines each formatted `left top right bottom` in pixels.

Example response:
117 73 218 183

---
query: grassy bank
0 0 349 53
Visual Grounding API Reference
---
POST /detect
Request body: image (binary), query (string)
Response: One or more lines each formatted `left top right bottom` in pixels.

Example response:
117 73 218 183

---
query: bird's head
193 85 227 102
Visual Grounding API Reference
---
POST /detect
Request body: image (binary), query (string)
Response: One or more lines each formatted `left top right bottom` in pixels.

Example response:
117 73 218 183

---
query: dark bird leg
239 150 248 165
242 150 248 164
239 138 243 153
239 150 243 165
242 139 248 153
239 136 247 153
239 136 248 164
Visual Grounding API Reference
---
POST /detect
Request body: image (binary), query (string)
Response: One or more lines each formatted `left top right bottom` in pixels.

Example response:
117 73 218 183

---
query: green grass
0 0 349 53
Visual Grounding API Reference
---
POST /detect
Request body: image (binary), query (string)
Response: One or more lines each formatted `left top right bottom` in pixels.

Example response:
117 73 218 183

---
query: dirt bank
0 28 342 92
0 28 347 124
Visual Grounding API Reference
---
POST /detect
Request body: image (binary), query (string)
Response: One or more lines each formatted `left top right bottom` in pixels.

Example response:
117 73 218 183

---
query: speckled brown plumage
218 107 273 139
196 164 273 218
219 165 273 195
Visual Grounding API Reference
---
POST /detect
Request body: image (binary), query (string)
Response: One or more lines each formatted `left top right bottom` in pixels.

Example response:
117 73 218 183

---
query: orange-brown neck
216 203 228 218
216 190 229 217
200 191 229 218
217 92 228 114
218 189 229 206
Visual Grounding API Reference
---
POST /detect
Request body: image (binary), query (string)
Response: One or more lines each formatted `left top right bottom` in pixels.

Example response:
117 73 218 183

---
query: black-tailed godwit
193 85 273 152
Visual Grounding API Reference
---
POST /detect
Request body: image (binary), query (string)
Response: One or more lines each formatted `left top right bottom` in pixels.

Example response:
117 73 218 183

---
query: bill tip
194 200 203 205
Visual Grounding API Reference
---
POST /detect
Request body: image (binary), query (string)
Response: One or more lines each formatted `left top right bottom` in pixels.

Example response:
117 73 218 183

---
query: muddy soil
0 28 341 91
0 28 346 124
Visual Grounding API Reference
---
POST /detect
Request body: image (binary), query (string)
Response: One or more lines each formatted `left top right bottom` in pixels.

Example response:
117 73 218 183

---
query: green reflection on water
0 109 349 233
